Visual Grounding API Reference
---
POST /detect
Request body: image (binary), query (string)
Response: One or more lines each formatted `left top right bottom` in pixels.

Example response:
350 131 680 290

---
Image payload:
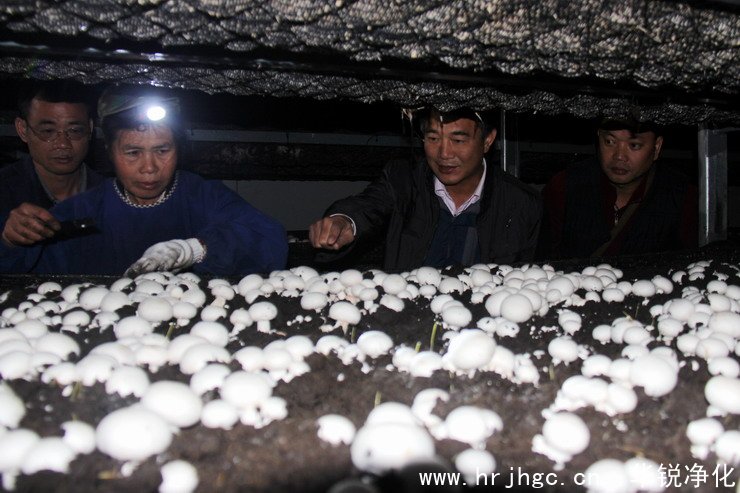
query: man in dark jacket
0 80 104 247
539 116 697 260
309 107 542 272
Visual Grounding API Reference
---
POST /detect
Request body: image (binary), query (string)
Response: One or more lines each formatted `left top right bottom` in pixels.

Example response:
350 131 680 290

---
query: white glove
125 238 206 277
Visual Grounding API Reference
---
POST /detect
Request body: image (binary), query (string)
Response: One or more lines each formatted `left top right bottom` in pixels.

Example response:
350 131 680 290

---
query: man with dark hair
0 80 104 247
538 116 698 260
309 107 542 271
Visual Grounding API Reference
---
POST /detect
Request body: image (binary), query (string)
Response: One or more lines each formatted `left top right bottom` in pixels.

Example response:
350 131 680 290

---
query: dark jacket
0 156 105 226
323 160 542 272
540 159 697 259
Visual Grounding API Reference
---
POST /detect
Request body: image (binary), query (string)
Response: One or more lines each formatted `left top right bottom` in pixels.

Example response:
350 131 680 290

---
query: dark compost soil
1 243 738 493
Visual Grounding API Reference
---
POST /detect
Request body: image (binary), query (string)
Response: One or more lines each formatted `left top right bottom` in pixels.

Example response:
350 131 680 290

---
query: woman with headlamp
0 86 288 276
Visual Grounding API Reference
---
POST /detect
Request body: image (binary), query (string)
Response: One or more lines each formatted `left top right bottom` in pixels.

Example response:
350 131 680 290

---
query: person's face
423 117 496 193
598 129 663 187
111 124 177 206
15 99 92 177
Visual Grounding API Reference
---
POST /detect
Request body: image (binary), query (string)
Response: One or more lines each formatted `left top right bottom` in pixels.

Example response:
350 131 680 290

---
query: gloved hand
124 238 206 277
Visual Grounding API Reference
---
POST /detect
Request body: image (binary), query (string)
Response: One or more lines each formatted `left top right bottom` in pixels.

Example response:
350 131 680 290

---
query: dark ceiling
0 0 738 125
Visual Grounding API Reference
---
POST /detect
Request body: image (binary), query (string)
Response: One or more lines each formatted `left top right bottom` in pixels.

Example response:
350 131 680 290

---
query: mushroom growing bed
0 245 739 493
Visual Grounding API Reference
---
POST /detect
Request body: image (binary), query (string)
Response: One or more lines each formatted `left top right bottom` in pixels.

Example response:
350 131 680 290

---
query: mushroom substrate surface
1 244 739 493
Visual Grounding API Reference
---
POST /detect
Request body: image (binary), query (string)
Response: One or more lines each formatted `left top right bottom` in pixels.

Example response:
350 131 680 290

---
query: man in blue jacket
309 107 542 271
1 80 104 247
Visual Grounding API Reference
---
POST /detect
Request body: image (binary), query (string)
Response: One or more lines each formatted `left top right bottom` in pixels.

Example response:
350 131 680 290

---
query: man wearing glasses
0 80 104 247
309 107 541 271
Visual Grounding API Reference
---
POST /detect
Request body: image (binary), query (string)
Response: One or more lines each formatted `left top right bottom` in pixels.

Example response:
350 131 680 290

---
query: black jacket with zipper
321 159 542 272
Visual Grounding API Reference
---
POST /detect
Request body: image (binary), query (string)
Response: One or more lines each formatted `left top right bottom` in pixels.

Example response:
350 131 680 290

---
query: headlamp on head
98 90 180 124
145 103 167 122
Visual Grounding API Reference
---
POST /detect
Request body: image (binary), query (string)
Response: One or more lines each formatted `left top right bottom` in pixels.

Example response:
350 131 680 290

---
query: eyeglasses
25 123 90 143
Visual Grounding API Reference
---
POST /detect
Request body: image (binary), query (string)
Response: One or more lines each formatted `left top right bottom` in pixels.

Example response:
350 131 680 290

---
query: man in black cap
538 116 698 259
309 107 542 271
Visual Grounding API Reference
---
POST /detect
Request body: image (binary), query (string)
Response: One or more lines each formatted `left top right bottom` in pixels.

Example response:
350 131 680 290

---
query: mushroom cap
441 305 472 328
142 381 203 428
351 423 435 474
705 375 740 414
629 355 678 397
455 448 496 483
542 412 590 455
445 330 495 371
444 406 503 446
499 293 534 324
160 460 199 493
415 267 442 286
328 301 361 325
317 414 356 446
356 331 393 359
248 302 278 321
96 406 172 462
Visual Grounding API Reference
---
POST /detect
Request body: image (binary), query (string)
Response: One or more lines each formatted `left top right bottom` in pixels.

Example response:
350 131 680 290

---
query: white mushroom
249 302 278 333
328 301 361 334
114 316 154 339
159 460 199 493
99 291 131 313
444 329 496 371
686 417 724 460
499 294 534 323
548 336 579 365
532 412 590 468
201 399 239 429
136 297 174 324
220 371 274 409
583 459 632 493
379 294 404 312
629 354 677 397
409 351 444 377
190 363 231 395
317 414 356 446
351 423 435 475
105 366 150 397
61 421 96 455
356 331 393 359
95 406 172 462
455 449 496 485
441 304 472 329
20 437 77 474
415 267 442 286
141 381 203 428
189 321 230 347
705 375 740 415
37 282 62 295
715 430 740 466
300 292 329 312
0 384 25 428
443 406 503 447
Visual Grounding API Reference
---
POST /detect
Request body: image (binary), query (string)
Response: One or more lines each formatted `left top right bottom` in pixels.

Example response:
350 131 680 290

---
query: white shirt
433 159 487 216
332 159 488 235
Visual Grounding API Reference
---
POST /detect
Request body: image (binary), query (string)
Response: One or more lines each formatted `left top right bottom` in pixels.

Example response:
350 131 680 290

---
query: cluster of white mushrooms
0 258 737 492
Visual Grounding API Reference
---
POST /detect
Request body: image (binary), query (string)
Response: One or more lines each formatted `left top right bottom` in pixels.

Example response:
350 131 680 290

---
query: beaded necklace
114 171 179 208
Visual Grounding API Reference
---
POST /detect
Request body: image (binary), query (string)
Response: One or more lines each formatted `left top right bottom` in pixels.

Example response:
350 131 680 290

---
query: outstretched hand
308 215 355 250
125 238 205 277
1 203 60 247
